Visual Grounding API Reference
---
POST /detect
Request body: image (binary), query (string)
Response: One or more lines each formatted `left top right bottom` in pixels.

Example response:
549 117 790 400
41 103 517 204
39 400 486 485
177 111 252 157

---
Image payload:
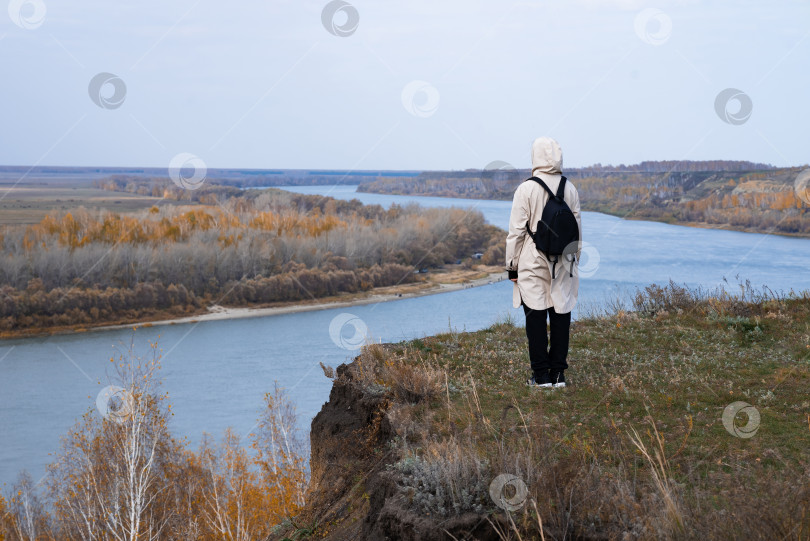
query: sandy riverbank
0 266 506 340
90 268 507 334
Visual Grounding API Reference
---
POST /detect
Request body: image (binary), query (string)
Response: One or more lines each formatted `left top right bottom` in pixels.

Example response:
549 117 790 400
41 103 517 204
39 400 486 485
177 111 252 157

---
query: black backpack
525 176 579 279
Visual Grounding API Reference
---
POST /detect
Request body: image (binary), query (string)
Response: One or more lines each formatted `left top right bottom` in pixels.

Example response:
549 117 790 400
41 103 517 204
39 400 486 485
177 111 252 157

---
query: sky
1 0 808 171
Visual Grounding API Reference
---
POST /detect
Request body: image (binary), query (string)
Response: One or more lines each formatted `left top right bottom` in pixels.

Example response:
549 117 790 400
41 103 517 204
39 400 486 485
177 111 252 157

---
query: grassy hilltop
299 282 810 540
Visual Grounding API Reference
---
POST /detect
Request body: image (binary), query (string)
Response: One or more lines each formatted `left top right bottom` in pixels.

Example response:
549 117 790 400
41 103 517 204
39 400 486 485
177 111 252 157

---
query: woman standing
505 137 582 388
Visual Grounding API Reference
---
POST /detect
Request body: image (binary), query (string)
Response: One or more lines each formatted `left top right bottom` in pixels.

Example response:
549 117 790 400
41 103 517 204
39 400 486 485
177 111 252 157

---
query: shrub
391 439 490 517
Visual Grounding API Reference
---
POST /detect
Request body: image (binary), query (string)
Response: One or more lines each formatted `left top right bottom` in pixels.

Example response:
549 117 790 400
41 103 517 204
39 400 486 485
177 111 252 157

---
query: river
1 185 809 484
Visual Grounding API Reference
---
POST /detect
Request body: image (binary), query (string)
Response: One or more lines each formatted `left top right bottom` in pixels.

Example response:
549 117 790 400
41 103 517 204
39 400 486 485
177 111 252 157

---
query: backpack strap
555 176 568 199
525 177 549 240
528 176 567 201
527 176 555 199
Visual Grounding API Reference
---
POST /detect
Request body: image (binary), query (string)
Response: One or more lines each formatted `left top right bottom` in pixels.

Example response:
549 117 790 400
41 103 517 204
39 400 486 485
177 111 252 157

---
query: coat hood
531 137 563 184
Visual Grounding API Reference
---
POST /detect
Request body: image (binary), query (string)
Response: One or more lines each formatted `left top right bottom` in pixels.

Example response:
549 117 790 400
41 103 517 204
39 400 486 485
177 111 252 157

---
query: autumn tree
10 335 312 540
47 340 180 541
0 473 48 541
251 383 308 520
197 429 275 541
193 383 307 540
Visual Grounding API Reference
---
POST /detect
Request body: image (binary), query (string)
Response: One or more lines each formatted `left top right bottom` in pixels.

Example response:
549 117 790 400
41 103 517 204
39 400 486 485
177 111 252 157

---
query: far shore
2 267 507 341
356 188 810 239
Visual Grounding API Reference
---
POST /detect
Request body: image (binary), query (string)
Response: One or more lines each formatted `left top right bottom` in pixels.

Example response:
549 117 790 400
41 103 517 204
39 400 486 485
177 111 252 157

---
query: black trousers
523 304 571 375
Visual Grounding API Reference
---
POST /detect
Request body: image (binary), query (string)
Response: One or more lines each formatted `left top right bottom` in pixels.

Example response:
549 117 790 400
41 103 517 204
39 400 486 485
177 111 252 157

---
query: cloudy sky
1 0 808 171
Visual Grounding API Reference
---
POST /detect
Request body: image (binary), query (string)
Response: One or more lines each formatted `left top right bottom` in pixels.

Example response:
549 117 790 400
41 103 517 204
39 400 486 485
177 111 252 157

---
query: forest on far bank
357 161 810 236
0 186 503 334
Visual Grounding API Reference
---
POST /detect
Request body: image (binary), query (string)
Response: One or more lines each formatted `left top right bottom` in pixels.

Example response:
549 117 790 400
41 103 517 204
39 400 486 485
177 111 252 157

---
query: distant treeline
91 168 420 192
0 165 419 187
94 175 244 202
567 159 776 174
90 161 776 196
0 188 502 333
358 163 810 236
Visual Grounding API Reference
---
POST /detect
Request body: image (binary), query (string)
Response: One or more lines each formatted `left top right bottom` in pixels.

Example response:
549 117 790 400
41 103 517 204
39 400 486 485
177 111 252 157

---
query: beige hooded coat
505 137 582 313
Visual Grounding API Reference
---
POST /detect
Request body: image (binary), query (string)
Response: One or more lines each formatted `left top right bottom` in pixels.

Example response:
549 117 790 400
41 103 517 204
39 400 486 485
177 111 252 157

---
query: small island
0 175 505 339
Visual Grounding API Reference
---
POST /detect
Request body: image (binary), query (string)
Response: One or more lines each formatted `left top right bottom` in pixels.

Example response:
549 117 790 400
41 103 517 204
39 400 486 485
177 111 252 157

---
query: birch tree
47 339 178 541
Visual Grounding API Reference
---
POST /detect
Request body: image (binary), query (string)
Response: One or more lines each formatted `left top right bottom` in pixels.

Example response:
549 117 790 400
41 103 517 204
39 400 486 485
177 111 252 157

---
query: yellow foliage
23 202 349 252
44 350 307 540
0 493 8 540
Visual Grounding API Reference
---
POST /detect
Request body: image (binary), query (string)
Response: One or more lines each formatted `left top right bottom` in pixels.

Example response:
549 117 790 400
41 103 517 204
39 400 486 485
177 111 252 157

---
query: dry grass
627 416 684 538
631 277 792 319
348 343 444 404
391 438 491 518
